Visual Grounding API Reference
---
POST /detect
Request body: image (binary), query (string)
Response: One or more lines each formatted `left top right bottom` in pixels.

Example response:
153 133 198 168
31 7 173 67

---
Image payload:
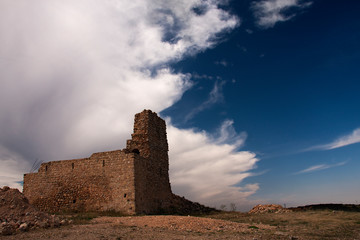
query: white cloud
309 128 360 151
296 161 346 174
168 120 259 207
0 0 260 206
0 145 30 190
251 0 312 28
0 0 237 159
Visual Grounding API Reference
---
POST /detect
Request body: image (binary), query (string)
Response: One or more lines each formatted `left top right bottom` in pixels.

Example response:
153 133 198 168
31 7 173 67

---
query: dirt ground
2 215 271 240
2 210 360 240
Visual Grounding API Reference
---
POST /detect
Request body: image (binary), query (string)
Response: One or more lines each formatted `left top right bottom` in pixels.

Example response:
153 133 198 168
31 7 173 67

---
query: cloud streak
185 80 226 122
251 0 312 28
309 128 360 151
296 161 347 174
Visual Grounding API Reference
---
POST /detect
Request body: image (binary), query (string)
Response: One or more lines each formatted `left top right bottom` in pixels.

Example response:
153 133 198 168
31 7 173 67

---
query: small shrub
230 203 237 211
220 204 227 211
298 221 309 225
70 212 99 224
68 210 127 224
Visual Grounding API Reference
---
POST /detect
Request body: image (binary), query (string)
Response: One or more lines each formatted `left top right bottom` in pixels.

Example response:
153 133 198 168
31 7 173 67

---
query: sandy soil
3 211 360 240
2 215 275 240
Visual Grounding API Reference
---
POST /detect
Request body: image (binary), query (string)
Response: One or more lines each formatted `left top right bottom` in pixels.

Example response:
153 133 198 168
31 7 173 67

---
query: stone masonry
23 110 212 215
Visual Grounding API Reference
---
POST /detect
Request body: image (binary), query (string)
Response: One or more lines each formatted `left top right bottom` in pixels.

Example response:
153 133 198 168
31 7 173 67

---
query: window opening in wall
102 160 105 167
72 163 74 169
124 193 127 198
45 165 48 172
132 149 140 154
73 199 76 204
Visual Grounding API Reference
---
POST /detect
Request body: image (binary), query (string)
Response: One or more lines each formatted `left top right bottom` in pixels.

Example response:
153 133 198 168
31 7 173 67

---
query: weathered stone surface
23 110 213 215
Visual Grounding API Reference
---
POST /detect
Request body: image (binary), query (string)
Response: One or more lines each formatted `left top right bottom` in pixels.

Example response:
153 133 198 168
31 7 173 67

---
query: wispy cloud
213 119 247 148
309 128 360 151
245 29 253 34
296 161 347 174
185 80 226 122
192 73 214 80
214 60 228 67
251 0 312 29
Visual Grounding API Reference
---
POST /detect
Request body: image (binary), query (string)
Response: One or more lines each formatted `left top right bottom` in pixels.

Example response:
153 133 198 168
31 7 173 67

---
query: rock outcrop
248 204 290 214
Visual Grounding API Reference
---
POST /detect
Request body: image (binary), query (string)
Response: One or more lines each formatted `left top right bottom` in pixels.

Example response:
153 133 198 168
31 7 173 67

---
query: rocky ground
92 215 274 233
0 186 68 235
2 215 276 240
248 204 290 214
1 187 360 239
3 211 360 240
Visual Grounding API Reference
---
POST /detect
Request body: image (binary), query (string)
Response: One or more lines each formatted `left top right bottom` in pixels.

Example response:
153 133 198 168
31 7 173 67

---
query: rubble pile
249 204 290 214
0 186 66 235
167 194 216 215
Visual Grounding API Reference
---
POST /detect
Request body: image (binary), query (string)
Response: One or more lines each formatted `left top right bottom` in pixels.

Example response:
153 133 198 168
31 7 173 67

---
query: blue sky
0 0 359 211
165 0 360 207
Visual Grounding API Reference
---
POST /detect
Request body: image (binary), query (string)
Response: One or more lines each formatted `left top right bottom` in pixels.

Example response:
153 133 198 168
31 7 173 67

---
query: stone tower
126 110 172 212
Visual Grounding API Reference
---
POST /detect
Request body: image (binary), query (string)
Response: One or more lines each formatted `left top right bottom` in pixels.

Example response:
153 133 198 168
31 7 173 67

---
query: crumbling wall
23 150 137 214
23 109 211 215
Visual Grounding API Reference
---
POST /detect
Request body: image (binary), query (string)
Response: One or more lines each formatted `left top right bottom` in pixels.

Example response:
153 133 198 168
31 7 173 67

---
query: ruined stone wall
23 150 138 214
23 110 204 215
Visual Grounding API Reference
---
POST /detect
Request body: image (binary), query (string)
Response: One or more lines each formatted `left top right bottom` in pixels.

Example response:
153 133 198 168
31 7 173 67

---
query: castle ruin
23 110 210 215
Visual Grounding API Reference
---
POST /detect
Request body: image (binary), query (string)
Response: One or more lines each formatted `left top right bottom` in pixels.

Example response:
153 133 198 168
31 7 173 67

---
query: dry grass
63 210 128 225
59 209 360 239
206 210 360 239
4 209 360 239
